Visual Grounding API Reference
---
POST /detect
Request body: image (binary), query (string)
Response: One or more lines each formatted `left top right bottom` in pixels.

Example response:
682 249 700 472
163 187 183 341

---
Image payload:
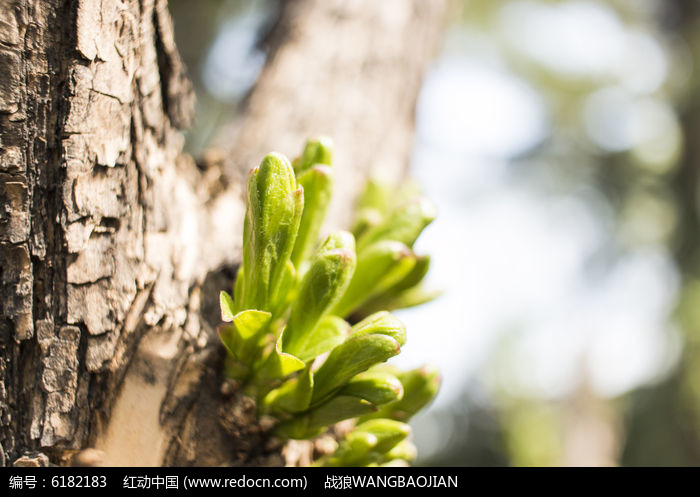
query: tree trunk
0 0 448 467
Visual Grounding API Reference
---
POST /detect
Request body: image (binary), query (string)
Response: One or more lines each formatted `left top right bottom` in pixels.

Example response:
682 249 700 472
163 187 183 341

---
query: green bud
367 365 441 422
274 416 318 440
282 232 356 360
297 136 333 173
269 260 297 316
340 370 404 406
353 256 438 316
277 395 378 440
331 241 416 318
356 197 436 252
262 365 314 415
311 333 401 405
356 178 392 216
324 418 412 466
217 140 440 464
353 418 411 454
291 165 334 269
346 431 379 454
352 179 426 241
367 287 442 315
233 264 245 313
352 207 383 241
284 315 349 364
238 153 303 312
385 440 417 462
350 311 406 346
324 430 378 466
383 254 431 297
307 395 379 431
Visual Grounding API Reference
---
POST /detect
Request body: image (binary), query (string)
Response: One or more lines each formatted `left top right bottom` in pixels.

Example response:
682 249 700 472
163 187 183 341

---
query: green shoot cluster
218 138 440 466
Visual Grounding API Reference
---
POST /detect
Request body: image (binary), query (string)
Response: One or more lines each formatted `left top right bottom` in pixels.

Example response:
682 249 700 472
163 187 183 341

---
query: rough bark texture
0 0 448 467
0 0 243 466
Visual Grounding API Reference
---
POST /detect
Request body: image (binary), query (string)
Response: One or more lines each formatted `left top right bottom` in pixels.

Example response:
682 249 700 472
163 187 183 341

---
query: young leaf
353 418 411 454
219 290 236 322
296 136 333 173
353 255 437 316
340 370 404 406
356 197 436 252
376 254 431 298
356 178 393 214
304 395 378 431
350 311 407 346
352 207 383 241
291 165 334 269
238 153 303 312
233 264 245 314
277 396 378 440
331 241 416 318
282 232 356 360
269 260 297 316
311 333 401 404
365 365 441 422
355 287 441 317
323 430 379 466
262 365 314 414
274 416 317 440
352 179 393 239
217 309 272 363
385 440 417 463
257 335 306 381
286 315 348 364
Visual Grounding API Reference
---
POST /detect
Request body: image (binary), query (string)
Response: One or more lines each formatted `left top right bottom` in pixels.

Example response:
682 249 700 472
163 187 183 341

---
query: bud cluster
219 138 440 466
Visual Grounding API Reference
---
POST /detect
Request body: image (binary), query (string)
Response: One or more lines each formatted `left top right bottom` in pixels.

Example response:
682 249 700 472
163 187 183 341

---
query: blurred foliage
416 0 700 466
443 0 700 467
501 401 563 467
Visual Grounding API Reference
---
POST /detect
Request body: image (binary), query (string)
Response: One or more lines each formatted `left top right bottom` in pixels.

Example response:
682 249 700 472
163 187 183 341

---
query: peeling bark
0 0 448 466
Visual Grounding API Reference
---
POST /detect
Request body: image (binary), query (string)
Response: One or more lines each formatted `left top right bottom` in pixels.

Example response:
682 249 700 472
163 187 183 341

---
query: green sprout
218 138 440 466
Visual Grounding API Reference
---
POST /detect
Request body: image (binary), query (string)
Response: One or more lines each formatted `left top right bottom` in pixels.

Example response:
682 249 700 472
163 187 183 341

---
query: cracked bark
0 0 448 466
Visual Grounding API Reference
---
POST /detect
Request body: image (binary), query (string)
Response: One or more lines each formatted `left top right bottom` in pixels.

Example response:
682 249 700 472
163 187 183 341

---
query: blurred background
168 0 700 466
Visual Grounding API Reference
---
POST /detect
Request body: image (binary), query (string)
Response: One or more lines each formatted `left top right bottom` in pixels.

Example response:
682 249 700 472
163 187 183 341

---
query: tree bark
0 0 448 467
